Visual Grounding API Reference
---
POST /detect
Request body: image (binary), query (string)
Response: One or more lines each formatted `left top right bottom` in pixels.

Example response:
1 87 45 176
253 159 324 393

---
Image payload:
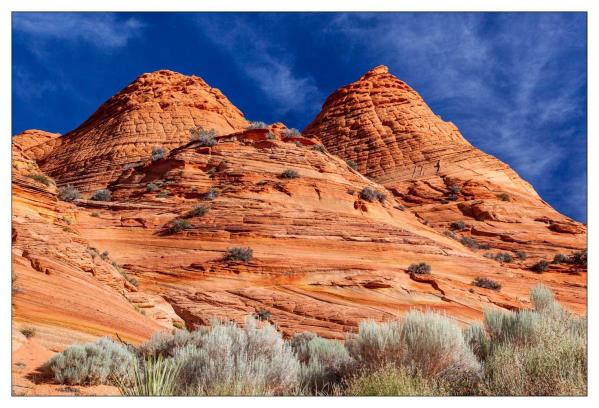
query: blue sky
12 12 587 222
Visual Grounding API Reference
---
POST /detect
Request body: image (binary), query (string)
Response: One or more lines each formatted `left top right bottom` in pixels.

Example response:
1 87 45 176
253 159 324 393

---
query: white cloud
195 16 321 115
13 13 144 51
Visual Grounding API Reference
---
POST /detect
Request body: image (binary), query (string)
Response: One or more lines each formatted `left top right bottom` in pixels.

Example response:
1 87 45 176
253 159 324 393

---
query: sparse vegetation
190 127 218 146
247 121 267 129
497 192 511 202
282 128 302 138
44 285 585 396
472 277 501 291
223 247 253 262
346 159 358 170
516 251 527 260
311 144 325 153
58 184 80 202
460 236 479 249
166 219 191 234
493 252 513 263
185 204 209 218
100 251 110 261
407 262 431 275
568 249 587 266
446 193 458 201
448 184 461 194
450 220 466 231
553 254 568 264
20 327 36 338
204 187 219 200
256 309 271 321
146 182 160 192
359 187 386 203
123 162 143 170
531 260 550 273
90 189 112 202
151 146 165 162
266 132 276 140
27 173 52 186
280 169 300 179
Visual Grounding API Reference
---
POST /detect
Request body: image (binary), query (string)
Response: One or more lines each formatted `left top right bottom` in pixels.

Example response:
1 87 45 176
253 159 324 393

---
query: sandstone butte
12 67 586 395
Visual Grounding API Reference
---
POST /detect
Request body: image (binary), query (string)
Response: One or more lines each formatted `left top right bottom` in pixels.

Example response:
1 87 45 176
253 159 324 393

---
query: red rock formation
11 68 586 395
304 65 586 260
25 70 249 193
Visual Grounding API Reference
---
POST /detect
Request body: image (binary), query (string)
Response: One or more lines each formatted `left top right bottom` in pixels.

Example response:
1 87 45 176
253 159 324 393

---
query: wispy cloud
328 13 586 219
13 13 144 51
194 16 321 115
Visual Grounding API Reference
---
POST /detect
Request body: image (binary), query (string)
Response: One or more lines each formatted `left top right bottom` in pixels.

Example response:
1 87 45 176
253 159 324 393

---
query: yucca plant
114 355 180 396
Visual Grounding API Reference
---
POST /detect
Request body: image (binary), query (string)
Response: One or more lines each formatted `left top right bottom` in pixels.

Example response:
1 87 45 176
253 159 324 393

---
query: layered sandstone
25 70 249 193
304 65 586 259
11 68 586 395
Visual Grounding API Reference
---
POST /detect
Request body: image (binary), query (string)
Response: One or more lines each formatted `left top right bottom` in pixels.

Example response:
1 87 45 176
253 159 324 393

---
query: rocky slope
12 67 586 384
304 65 586 259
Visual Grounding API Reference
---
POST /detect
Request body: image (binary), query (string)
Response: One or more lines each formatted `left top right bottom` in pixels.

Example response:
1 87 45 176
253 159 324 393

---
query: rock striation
12 68 586 390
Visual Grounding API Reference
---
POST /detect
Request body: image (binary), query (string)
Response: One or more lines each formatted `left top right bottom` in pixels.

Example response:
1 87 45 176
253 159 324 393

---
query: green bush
297 336 354 393
90 189 112 202
346 159 358 170
359 187 386 203
568 249 587 266
166 219 191 234
345 366 447 396
186 204 209 218
531 260 550 273
472 277 501 291
43 337 135 385
223 247 253 262
247 121 267 129
58 184 80 202
494 252 513 263
407 262 431 275
280 169 300 179
114 356 180 396
450 220 466 230
151 146 165 162
27 173 52 186
190 127 218 146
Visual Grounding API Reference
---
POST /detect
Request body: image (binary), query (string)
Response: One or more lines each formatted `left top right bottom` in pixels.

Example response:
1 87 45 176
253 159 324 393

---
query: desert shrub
443 230 457 239
568 249 587 266
531 260 549 273
450 220 466 230
482 285 587 395
43 337 135 386
190 128 218 146
460 236 479 249
223 247 253 262
345 366 448 396
447 184 461 194
407 262 431 275
359 187 386 203
100 251 110 261
186 204 209 218
114 356 180 396
266 132 276 140
447 193 458 201
494 252 513 263
463 323 490 362
472 277 501 291
297 336 354 393
280 169 300 179
27 173 51 186
346 311 480 380
553 254 568 264
497 193 511 202
346 159 358 170
58 184 80 202
311 144 325 153
478 243 491 250
166 219 191 234
157 190 170 198
123 162 143 170
171 318 299 395
90 189 112 202
20 327 36 338
282 128 302 139
247 121 267 129
516 251 527 260
256 309 271 321
151 146 165 162
203 187 219 200
146 182 160 192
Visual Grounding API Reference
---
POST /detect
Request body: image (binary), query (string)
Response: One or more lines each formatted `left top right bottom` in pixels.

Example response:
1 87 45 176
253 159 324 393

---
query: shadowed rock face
24 70 249 193
12 68 586 362
304 65 586 257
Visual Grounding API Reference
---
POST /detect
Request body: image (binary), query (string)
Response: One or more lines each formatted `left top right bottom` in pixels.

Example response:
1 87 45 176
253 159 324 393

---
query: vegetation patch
190 127 218 146
407 262 431 275
27 173 52 186
497 192 511 202
359 187 386 203
166 219 191 235
247 121 267 129
531 260 550 273
280 169 300 179
223 247 253 262
151 146 165 162
90 189 112 202
58 184 80 202
472 277 501 291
